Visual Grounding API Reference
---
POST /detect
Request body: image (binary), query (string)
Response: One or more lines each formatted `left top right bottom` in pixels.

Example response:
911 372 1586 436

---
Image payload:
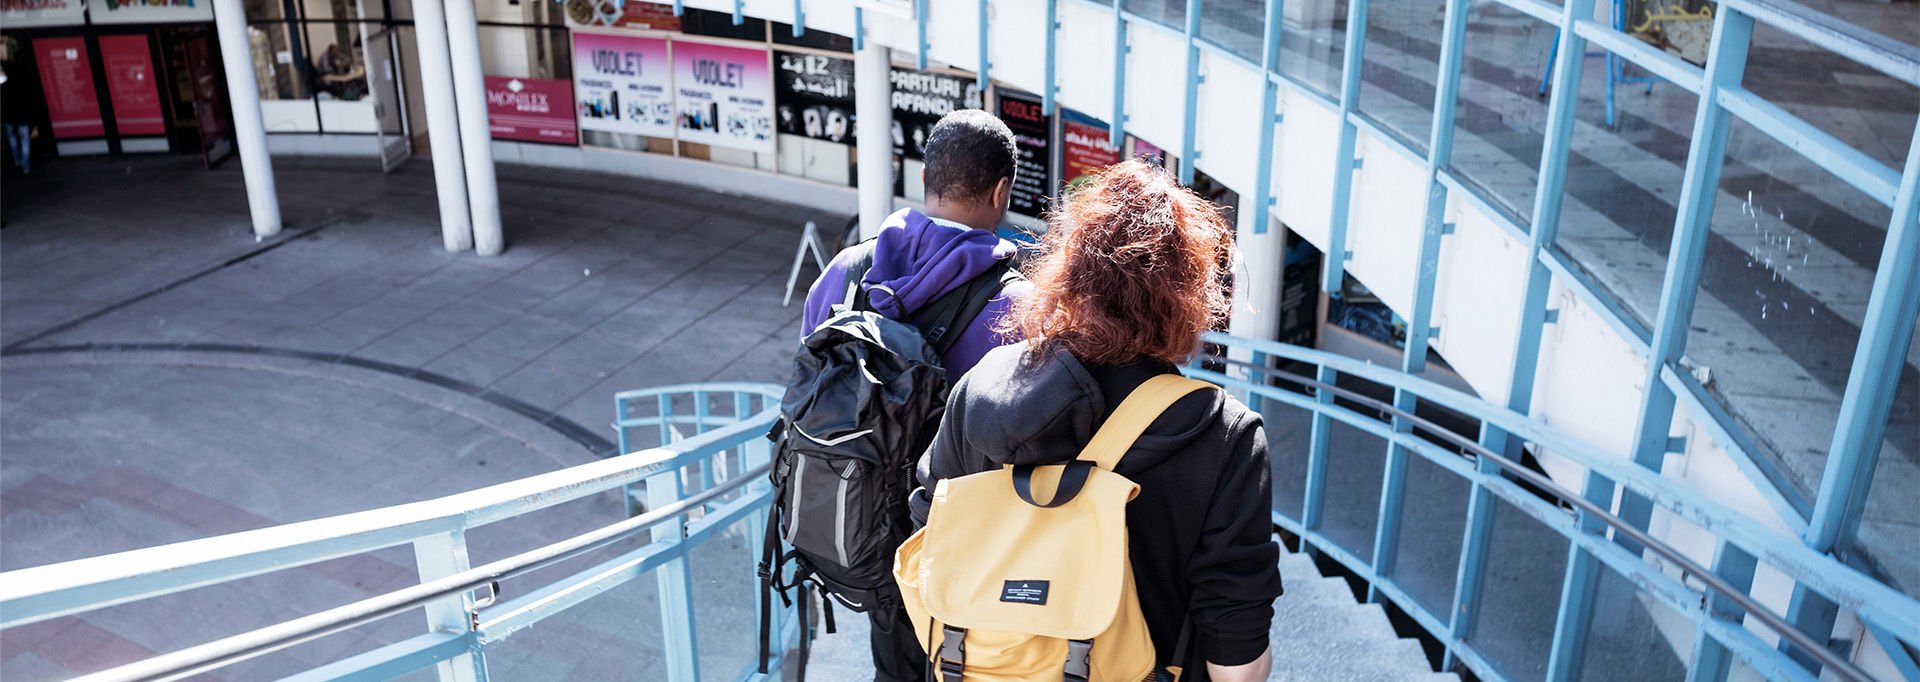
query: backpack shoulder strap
909 259 1013 357
1075 374 1215 471
837 241 879 312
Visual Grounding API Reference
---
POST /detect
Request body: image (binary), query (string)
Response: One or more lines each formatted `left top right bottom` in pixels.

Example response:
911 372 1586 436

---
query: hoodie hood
861 208 1016 319
949 341 1223 473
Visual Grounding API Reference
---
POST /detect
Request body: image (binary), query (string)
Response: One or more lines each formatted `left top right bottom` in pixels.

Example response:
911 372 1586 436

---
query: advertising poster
1132 136 1171 168
1061 108 1120 190
997 89 1051 219
773 50 853 144
889 67 981 160
34 37 105 139
486 76 578 144
566 0 680 31
673 40 774 154
100 35 166 136
571 31 674 139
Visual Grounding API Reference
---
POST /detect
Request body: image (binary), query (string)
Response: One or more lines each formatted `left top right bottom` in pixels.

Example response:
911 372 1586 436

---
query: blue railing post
915 0 929 70
1805 114 1920 557
1109 0 1128 149
1689 542 1759 681
1369 0 1469 603
1045 0 1060 115
1303 0 1369 536
976 0 990 90
694 391 715 491
649 460 702 682
1250 0 1280 236
414 530 488 682
1178 0 1203 185
617 395 641 517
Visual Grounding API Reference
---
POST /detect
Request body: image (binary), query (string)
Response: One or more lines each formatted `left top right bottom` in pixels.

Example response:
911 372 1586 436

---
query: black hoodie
913 341 1283 676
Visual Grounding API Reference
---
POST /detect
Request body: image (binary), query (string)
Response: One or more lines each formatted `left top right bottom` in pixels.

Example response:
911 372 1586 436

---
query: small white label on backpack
1000 580 1050 605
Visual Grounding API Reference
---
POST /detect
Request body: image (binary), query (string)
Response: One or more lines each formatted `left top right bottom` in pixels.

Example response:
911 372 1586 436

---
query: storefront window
246 0 395 136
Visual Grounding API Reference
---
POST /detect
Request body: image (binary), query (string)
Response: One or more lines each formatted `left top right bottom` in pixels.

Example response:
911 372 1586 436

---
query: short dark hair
922 109 1017 202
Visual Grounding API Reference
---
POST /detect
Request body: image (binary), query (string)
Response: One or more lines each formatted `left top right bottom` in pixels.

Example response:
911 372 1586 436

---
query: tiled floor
0 155 837 679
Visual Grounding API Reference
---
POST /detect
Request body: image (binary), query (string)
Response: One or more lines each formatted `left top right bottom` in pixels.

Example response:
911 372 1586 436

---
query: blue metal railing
1190 333 1920 682
0 382 794 682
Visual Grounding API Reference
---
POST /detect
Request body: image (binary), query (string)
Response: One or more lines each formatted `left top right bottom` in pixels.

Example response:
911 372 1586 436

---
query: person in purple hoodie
798 109 1033 681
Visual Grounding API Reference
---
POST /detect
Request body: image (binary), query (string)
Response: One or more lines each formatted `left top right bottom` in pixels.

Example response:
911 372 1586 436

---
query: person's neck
923 197 997 232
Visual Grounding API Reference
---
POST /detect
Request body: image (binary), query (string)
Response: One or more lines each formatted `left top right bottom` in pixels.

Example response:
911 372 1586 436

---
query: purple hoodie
801 208 1032 380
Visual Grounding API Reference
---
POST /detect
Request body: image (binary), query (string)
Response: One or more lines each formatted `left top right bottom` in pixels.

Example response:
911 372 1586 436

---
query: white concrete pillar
441 0 505 256
1228 197 1285 350
210 0 281 237
408 0 473 252
854 43 894 242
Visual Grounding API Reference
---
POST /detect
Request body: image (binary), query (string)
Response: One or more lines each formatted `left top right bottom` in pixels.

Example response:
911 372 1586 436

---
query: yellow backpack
893 375 1215 682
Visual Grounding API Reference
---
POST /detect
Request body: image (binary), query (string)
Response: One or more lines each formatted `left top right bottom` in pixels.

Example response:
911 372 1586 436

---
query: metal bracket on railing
468 581 501 630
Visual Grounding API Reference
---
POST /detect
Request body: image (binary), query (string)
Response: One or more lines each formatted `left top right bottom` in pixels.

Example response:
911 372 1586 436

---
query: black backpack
758 242 1015 670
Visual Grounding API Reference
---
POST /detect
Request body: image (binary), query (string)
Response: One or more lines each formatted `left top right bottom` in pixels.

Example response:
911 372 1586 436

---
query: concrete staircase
796 549 1457 680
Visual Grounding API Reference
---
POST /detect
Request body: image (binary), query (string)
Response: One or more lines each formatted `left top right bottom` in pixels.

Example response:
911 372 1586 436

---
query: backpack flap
908 465 1140 640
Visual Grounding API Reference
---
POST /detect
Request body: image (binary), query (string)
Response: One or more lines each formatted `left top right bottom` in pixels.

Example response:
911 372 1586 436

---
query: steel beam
1110 0 1128 148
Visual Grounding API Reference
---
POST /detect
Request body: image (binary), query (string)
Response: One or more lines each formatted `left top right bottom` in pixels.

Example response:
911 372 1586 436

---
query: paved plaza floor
0 155 839 679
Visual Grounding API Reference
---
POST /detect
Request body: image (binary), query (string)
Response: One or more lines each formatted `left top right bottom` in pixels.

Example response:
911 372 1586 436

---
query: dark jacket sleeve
1187 411 1283 666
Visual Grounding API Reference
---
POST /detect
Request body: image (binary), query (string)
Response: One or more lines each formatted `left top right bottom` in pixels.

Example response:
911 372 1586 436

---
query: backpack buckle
937 625 968 682
1063 638 1093 681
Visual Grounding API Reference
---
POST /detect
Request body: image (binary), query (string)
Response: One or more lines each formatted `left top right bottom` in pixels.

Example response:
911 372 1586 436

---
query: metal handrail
70 462 771 682
1193 350 1875 681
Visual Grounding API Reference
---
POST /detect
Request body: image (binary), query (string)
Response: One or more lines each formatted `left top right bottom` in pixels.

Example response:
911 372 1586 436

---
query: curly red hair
1002 160 1236 366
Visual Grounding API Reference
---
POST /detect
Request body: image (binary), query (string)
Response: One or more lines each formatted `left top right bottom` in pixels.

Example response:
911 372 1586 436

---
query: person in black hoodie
912 159 1282 681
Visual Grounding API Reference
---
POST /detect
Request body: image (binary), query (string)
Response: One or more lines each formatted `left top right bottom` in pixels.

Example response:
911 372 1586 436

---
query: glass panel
1578 566 1691 681
1263 360 1314 524
249 21 313 101
308 22 370 104
1861 363 1920 599
1742 24 1917 172
1318 419 1385 564
1389 435 1468 619
485 569 669 679
1684 118 1890 528
1464 498 1567 680
1447 3 1555 225
1124 0 1184 30
1551 47 1701 332
1354 0 1439 153
690 514 762 676
1198 0 1263 62
1276 0 1347 98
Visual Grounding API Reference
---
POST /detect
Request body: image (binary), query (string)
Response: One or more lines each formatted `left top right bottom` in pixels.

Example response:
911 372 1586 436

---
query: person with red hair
912 159 1281 681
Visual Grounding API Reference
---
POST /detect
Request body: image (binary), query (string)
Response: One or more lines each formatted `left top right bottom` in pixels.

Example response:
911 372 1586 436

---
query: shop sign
672 39 774 154
889 67 980 160
34 37 104 139
94 0 212 24
566 0 680 32
997 89 1050 219
2 0 86 28
773 50 853 144
486 76 578 144
1061 108 1120 190
571 30 673 139
101 35 166 136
